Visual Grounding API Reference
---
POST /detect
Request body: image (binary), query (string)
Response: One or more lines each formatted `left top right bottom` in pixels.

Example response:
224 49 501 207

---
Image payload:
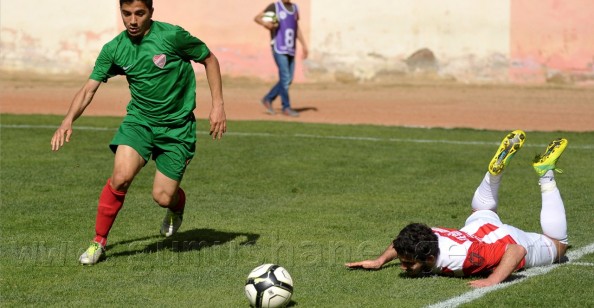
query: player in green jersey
50 0 227 265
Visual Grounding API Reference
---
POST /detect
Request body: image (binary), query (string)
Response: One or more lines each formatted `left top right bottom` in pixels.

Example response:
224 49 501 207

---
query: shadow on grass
106 228 260 257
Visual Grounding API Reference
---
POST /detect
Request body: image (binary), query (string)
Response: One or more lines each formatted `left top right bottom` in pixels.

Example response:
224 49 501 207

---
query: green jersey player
50 0 227 265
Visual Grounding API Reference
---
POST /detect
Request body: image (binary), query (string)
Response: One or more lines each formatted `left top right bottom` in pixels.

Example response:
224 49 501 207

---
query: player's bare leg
154 171 185 237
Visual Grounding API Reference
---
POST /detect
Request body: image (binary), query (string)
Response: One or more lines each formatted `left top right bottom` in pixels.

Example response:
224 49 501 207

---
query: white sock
539 170 568 244
539 170 557 192
471 172 501 211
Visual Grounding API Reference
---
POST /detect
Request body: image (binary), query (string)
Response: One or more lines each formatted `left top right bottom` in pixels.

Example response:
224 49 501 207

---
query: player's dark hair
120 0 153 9
393 223 439 262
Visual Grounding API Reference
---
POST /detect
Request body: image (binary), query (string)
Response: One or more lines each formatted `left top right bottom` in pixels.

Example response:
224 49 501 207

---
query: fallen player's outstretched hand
345 259 383 270
468 278 498 288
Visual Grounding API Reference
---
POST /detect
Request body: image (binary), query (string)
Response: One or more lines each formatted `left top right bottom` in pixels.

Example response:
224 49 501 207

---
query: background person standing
255 0 308 117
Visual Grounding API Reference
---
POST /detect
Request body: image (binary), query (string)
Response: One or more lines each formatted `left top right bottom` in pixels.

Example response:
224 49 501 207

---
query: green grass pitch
1 114 593 307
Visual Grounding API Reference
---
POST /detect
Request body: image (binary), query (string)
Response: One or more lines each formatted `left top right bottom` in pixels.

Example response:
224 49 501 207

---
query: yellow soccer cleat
533 138 568 177
488 130 526 175
79 241 105 265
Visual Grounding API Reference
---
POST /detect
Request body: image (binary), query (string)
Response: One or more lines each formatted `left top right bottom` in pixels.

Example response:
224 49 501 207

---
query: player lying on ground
346 130 569 288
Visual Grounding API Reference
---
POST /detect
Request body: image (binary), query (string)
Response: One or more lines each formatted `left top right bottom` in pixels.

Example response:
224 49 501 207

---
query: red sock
170 188 186 213
93 179 126 246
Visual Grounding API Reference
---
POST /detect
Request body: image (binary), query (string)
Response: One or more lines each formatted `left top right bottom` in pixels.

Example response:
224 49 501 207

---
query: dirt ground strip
1 77 593 132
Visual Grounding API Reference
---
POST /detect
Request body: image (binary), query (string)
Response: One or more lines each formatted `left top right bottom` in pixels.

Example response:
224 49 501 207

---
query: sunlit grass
1 114 593 307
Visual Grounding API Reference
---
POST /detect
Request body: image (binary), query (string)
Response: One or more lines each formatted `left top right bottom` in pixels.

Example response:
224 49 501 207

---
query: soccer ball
261 11 277 23
244 264 293 308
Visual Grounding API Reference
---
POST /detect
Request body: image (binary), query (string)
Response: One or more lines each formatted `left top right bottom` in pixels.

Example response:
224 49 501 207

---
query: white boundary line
571 262 594 266
570 262 594 267
426 242 594 308
2 124 594 150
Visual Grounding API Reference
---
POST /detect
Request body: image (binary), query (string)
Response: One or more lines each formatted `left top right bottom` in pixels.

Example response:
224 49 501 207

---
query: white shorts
463 210 557 268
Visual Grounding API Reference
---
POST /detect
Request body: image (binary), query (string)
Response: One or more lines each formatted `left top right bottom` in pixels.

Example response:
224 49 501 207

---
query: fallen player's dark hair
393 223 439 261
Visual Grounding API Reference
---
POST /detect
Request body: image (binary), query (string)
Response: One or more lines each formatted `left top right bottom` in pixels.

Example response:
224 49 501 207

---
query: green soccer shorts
109 116 197 181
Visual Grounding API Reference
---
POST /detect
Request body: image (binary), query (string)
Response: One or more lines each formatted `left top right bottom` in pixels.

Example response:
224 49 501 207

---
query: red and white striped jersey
431 222 526 276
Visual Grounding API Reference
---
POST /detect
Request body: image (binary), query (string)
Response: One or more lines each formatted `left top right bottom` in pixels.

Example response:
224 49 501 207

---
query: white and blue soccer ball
261 11 277 23
244 264 293 308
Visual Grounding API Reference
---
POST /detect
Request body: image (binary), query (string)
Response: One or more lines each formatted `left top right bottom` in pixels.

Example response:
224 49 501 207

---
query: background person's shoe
260 99 275 115
282 108 299 117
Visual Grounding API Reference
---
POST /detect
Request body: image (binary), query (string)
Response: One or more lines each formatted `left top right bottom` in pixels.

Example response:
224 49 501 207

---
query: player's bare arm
469 244 527 288
297 27 308 59
345 243 398 270
51 79 101 151
199 52 227 140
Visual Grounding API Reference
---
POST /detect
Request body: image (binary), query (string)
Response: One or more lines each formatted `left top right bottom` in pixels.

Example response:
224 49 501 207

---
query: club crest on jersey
153 54 166 69
467 252 485 266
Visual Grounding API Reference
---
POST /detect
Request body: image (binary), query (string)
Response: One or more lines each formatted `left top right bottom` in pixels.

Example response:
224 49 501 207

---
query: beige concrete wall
510 0 594 83
1 0 119 74
309 0 510 82
1 0 592 84
0 0 310 81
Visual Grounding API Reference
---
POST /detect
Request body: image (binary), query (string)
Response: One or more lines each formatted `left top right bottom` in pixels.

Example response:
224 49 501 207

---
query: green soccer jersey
90 21 210 126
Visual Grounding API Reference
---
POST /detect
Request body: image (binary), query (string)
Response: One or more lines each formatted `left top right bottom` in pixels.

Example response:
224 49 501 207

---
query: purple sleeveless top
273 1 298 56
